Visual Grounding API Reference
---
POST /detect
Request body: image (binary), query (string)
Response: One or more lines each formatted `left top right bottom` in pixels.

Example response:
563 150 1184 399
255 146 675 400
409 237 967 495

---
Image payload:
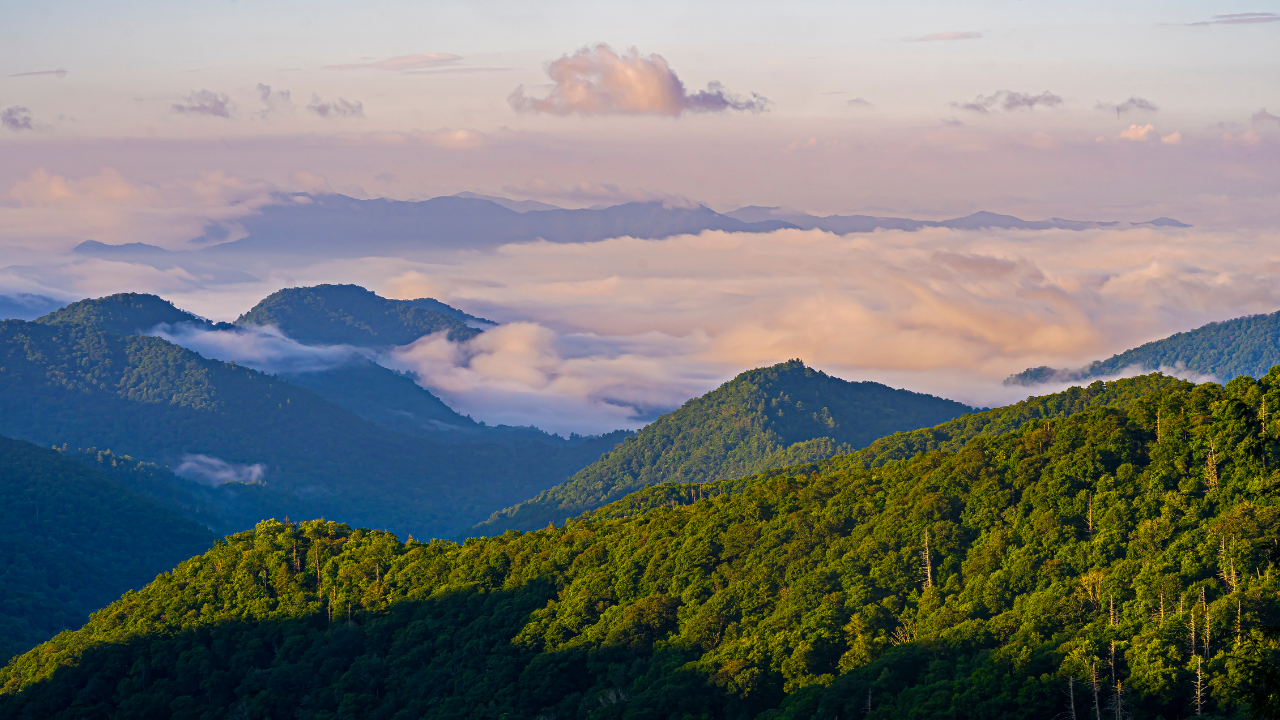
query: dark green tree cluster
235 284 482 346
0 436 215 663
1007 308 1280 386
35 292 230 335
7 371 1276 718
475 360 974 533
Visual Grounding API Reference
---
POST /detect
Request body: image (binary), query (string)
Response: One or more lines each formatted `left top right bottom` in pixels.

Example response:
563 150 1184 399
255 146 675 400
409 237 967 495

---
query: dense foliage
35 293 228 336
477 361 973 533
3 372 1277 719
0 436 215 663
1007 309 1280 386
0 317 621 539
235 284 480 346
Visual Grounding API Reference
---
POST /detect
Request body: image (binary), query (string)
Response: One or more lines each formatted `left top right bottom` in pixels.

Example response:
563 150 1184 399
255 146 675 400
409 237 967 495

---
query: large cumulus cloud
509 44 768 116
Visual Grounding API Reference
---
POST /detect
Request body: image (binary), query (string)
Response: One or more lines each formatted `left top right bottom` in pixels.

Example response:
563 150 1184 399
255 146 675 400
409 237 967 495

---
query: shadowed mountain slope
0 315 623 539
3 372 1274 719
474 360 973 533
0 436 215 663
1006 309 1280 387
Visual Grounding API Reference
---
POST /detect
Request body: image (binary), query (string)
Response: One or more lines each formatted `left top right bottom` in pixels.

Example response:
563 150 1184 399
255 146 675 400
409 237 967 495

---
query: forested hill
0 316 622 538
235 284 482 346
34 292 226 335
1006 309 1280 386
4 372 1279 718
474 360 973 534
0 435 215 663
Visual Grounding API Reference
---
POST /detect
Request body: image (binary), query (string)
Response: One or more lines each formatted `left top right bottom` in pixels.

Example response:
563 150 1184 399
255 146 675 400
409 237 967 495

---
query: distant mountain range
724 206 1191 233
0 294 67 321
0 292 628 539
1006 309 1280 386
474 360 974 533
68 194 1190 262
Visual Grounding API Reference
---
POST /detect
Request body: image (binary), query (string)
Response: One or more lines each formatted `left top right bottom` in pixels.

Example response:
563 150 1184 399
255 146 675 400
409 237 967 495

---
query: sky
2 0 1280 433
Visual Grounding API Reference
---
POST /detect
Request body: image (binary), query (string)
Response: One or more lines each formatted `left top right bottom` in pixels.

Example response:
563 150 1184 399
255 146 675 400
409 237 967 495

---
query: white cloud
1161 132 1182 145
384 323 722 435
153 323 366 375
509 44 768 116
1119 124 1155 141
175 454 266 486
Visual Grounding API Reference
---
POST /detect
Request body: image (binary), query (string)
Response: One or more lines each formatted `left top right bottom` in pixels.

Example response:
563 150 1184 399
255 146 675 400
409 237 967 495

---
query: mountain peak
35 293 208 335
235 284 483 347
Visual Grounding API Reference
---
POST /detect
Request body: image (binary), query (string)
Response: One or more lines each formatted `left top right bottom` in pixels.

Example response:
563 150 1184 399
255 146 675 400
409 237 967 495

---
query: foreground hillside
476 361 974 533
0 436 215 662
1007 308 1280 386
5 372 1275 718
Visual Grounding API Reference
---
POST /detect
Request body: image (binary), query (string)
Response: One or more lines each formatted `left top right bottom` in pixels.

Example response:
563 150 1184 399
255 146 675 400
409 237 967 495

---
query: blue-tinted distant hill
726 206 1190 233
235 284 484 345
1 299 628 539
0 294 68 321
1006 309 1280 386
195 194 798 256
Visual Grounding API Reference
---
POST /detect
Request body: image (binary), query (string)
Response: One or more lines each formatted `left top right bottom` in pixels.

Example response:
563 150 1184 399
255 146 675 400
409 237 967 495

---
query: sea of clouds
6 208 1280 434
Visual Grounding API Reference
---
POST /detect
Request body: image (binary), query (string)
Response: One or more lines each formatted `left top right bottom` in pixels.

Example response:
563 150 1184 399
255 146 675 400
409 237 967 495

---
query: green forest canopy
1007 308 1280 386
0 436 215 664
476 361 975 534
235 284 481 346
5 371 1277 718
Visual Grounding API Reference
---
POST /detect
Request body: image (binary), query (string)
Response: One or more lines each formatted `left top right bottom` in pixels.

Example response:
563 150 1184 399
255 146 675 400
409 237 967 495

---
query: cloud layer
509 45 768 116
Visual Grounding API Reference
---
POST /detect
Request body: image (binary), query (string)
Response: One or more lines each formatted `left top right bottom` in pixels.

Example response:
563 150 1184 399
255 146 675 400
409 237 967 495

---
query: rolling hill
0 435 215 663
1006 309 1280 386
2 372 1272 718
474 360 975 533
235 284 484 346
0 309 622 539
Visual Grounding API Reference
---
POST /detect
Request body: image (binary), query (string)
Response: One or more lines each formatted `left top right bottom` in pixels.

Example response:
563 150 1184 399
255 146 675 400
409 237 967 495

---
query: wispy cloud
1189 12 1280 25
1253 108 1280 125
509 44 769 116
175 454 265 486
1 106 34 131
940 117 965 127
1096 96 1158 116
847 97 873 107
253 83 293 119
953 90 1063 114
911 31 982 41
9 69 67 78
324 53 460 71
401 67 511 75
306 95 365 118
171 89 233 118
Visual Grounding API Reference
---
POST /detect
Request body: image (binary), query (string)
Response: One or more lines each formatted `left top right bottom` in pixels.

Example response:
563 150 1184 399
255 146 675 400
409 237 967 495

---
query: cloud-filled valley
11 208 1278 435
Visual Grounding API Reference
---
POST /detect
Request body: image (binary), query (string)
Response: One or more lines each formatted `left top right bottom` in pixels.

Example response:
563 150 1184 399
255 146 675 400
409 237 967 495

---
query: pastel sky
2 0 1278 219
3 0 1280 433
